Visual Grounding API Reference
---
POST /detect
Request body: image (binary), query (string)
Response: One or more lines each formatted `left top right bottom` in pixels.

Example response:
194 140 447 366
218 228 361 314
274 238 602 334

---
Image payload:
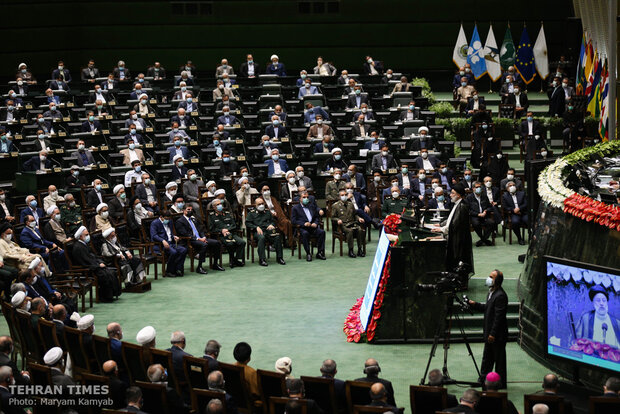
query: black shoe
306 254 312 262
235 260 245 267
372 219 382 230
211 264 225 271
518 239 526 245
164 272 176 278
476 240 485 247
259 259 268 266
484 239 493 246
357 249 365 257
196 267 208 274
348 249 357 258
277 258 286 265
176 270 183 277
316 252 326 260
230 261 237 268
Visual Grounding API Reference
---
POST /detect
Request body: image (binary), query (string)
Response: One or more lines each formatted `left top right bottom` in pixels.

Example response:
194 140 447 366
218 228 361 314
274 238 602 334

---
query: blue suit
363 140 386 151
216 115 239 126
314 142 334 153
81 120 102 132
23 156 52 172
427 197 453 210
25 277 57 300
266 159 289 176
177 100 200 113
150 218 188 275
20 207 45 225
46 95 61 104
50 81 69 91
432 170 455 190
298 85 319 99
167 146 190 162
291 203 325 254
0 139 16 154
304 107 330 123
502 191 528 234
344 172 367 191
20 226 68 271
266 63 287 77
264 124 287 139
167 345 192 382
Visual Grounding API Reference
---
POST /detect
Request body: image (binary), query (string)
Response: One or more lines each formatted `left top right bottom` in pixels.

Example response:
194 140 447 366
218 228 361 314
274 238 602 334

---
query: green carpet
1 230 551 412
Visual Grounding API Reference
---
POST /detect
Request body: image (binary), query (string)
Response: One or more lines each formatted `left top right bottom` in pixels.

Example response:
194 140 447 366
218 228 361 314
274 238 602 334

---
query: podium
370 227 448 343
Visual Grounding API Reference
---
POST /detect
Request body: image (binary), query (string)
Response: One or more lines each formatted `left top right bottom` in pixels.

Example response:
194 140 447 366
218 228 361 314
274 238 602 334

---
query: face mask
50 106 56 111
305 83 311 89
355 89 361 95
177 161 184 167
317 118 323 124
242 171 249 178
17 80 23 85
473 95 478 100
132 114 138 120
143 178 151 186
120 193 126 200
437 195 445 202
295 171 304 179
409 104 415 111
21 69 27 74
334 174 341 180
302 197 309 205
421 152 428 159
72 170 80 177
465 68 471 73
506 77 511 83
222 111 229 116
3 234 12 242
419 174 426 180
464 175 471 181
50 191 58 198
219 85 225 90
361 108 368 114
514 89 519 93
475 187 482 195
176 203 185 210
507 174 514 180
441 168 447 174
461 82 467 87
162 219 169 225
527 116 533 122
216 204 224 212
40 156 47 161
129 143 136 150
181 86 187 92
28 221 36 229
101 211 109 219
509 186 517 194
69 201 76 207
340 195 347 202
432 183 438 189
541 151 548 157
334 154 342 161
496 153 503 159
392 192 400 198
130 129 137 135
186 97 193 103
382 151 388 157
374 176 381 182
222 157 230 163
256 204 265 212
140 100 147 105
401 168 408 175
272 120 280 126
188 173 196 181
288 177 296 185
7 106 14 112
38 118 44 123
10 93 16 98
271 155 279 161
29 200 37 208
568 106 573 111
134 166 141 173
174 140 181 147
485 181 492 188
84 235 91 244
485 277 494 287
54 213 61 221
562 83 568 88
134 203 142 210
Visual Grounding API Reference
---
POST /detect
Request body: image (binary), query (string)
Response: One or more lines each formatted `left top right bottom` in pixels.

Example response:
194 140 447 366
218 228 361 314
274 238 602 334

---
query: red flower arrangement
343 214 400 343
563 193 620 231
569 338 620 361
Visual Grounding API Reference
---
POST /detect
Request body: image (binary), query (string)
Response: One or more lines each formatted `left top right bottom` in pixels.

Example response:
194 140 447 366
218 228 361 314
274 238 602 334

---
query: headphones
364 364 381 375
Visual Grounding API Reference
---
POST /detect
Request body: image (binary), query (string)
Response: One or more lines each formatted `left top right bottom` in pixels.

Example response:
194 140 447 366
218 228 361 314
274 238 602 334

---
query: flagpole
608 0 616 140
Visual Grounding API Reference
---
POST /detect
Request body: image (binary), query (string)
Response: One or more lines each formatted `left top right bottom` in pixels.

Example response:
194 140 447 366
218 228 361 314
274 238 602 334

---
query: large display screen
360 229 391 332
546 257 620 373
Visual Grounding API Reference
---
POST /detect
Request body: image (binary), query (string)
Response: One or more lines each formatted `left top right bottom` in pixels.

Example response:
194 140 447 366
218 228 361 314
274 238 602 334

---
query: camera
417 262 472 294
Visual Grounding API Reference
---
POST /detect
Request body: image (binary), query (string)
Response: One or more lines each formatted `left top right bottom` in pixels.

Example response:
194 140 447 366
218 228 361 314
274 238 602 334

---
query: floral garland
343 214 401 343
538 141 620 231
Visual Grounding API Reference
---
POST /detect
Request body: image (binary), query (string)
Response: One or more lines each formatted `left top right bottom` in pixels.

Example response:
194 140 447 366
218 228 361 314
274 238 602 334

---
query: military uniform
60 204 83 236
331 199 365 254
208 210 246 265
325 179 346 201
381 196 409 218
245 208 283 262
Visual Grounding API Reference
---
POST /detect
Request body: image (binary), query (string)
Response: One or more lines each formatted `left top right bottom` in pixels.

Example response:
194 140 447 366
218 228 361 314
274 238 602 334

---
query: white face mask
288 177 296 185
419 174 426 180
340 195 347 202
392 192 399 198
485 276 494 287
509 186 517 194
485 181 492 188
421 152 428 159
382 151 388 157
333 174 341 180
110 237 117 244
374 176 381 182
256 204 265 212
431 183 438 189
506 174 514 180
101 211 109 219
50 191 58 198
168 190 177 197
297 171 304 178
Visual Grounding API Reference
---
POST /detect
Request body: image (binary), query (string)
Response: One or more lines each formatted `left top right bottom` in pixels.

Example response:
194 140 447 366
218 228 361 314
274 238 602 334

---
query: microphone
602 323 608 344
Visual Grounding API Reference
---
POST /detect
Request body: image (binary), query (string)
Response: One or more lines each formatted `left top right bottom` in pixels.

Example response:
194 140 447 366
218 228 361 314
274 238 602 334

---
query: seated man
466 181 494 246
209 199 245 268
266 54 287 76
304 103 330 124
81 112 102 133
20 195 44 225
101 227 145 286
23 150 52 172
433 163 455 191
363 132 385 150
266 149 288 177
399 101 419 121
21 215 68 272
502 181 528 245
410 126 435 151
216 106 239 127
171 108 193 128
331 189 365 258
43 185 64 211
60 194 83 235
72 140 96 167
120 141 145 166
219 151 238 177
325 147 348 171
456 78 475 112
168 136 190 162
306 115 334 140
346 86 368 109
500 168 522 192
150 211 188 278
171 155 188 181
368 383 397 414
344 182 379 229
177 92 199 113
291 190 326 261
268 105 287 124
381 186 409 218
444 389 480 413
125 110 147 130
124 124 145 146
371 145 397 174
245 198 285 267
325 169 346 202
298 78 319 99
353 103 374 121
265 115 287 139
427 187 452 210
212 80 235 101
0 132 16 155
344 164 366 192
175 204 224 274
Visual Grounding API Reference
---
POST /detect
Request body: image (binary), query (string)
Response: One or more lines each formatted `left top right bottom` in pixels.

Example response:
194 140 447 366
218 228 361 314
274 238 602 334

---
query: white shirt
359 124 367 137
273 127 279 139
273 161 282 175
124 170 143 186
247 63 255 76
94 190 103 204
593 314 619 347
318 127 323 138
511 193 518 207
302 206 313 222
162 220 172 240
515 93 521 107
369 65 379 75
128 149 139 163
95 91 107 104
527 120 534 135
0 202 9 216
422 159 434 171
473 100 479 110
486 188 494 202
145 186 155 203
402 175 410 189
440 198 461 235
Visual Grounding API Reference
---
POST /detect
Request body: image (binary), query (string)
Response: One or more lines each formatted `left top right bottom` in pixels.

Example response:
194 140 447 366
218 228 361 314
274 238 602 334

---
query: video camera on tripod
417 262 472 295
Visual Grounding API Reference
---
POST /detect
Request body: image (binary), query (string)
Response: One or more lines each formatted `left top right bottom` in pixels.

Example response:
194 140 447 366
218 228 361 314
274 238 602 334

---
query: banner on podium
359 229 391 332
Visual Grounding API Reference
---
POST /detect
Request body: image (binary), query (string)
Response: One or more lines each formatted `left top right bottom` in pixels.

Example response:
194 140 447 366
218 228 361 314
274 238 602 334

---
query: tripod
419 293 481 386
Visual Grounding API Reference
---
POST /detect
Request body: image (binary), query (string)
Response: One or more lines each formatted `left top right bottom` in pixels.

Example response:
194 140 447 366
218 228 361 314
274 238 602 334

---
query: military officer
209 199 246 268
331 189 365 258
325 168 346 202
381 186 409 218
59 194 83 236
245 198 285 267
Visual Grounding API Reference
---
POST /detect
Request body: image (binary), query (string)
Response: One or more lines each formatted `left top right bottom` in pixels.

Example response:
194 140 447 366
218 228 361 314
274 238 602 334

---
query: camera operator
468 269 508 389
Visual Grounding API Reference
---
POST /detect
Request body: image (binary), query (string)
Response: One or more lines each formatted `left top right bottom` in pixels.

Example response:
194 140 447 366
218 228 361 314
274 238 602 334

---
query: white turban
43 347 63 366
74 226 87 239
11 291 26 307
96 203 108 213
271 54 279 61
331 147 342 154
214 189 226 196
206 181 215 189
238 177 248 185
275 357 292 375
165 182 177 190
77 314 94 331
113 184 124 195
102 227 115 238
172 155 183 163
46 206 57 216
136 326 156 345
28 257 41 270
418 126 429 133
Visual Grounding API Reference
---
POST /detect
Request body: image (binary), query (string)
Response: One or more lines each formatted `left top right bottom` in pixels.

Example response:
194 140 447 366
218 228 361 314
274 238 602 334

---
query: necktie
187 217 200 238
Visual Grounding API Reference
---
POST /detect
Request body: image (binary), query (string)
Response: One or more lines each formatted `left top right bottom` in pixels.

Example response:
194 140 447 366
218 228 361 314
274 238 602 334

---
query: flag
576 33 586 95
453 24 468 68
584 39 594 86
584 49 596 100
500 26 515 69
483 25 502 81
587 53 602 116
466 25 487 79
515 27 536 84
533 24 549 80
599 59 609 140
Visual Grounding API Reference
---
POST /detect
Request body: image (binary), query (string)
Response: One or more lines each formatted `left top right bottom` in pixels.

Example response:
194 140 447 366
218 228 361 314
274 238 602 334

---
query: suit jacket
392 82 411 93
72 149 96 166
120 148 145 165
147 66 166 78
113 67 131 80
291 203 322 227
0 353 29 385
399 108 420 121
238 62 260 77
548 85 565 116
52 68 72 83
215 65 235 76
23 156 52 172
314 142 334 153
0 386 28 414
72 240 103 270
213 87 235 100
346 94 369 109
135 183 158 206
506 92 529 110
171 165 188 181
473 287 508 341
150 219 174 244
502 191 527 213
175 214 205 240
265 63 287 76
427 197 452 210
304 107 330 123
167 345 192 382
396 172 416 189
519 120 542 140
20 226 53 252
344 172 367 191
266 159 289 176
363 140 385 150
363 61 384 75
465 97 486 112
264 124 287 139
124 133 145 146
0 199 14 222
298 85 319 98
177 100 200 113
352 123 375 138
444 404 477 414
466 193 492 216
216 114 239 126
445 199 473 271
410 178 430 197
0 139 16 153
354 376 395 406
168 146 190 162
86 189 105 209
371 153 396 171
81 120 102 133
171 114 194 127
20 207 45 224
125 118 147 130
432 171 455 190
352 110 375 121
101 79 118 90
50 80 70 91
81 67 100 81
307 124 334 139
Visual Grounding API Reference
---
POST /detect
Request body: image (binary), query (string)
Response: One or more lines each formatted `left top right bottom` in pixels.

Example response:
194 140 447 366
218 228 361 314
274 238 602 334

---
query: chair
63 326 95 380
588 396 620 414
219 361 252 414
269 397 308 414
1 301 23 366
149 348 182 397
331 220 366 257
183 355 210 393
81 373 111 414
28 362 53 386
15 309 41 365
523 394 566 414
498 104 515 119
409 385 448 414
37 318 61 352
191 388 227 414
257 369 287 414
135 380 170 414
300 375 339 414
121 342 148 384
92 334 112 374
345 381 372 414
477 391 509 414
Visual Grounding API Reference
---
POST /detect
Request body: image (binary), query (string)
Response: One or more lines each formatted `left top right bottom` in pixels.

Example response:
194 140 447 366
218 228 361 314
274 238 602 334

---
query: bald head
52 305 66 321
103 360 117 375
208 370 224 390
370 383 387 401
364 358 380 376
107 322 122 340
